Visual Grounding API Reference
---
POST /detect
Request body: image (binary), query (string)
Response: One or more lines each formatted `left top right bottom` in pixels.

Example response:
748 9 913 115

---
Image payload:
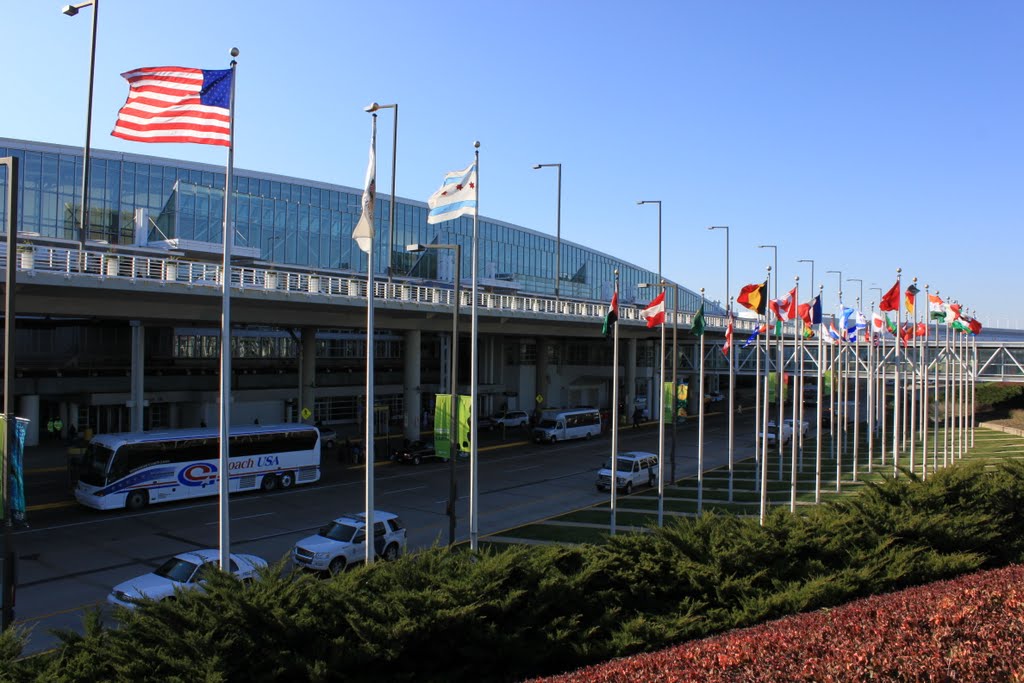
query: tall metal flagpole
971 328 977 448
218 51 239 571
2 155 20 629
852 297 861 482
670 282 678 485
657 291 666 527
754 295 762 496
362 114 378 565
909 278 918 475
921 285 930 480
697 289 706 514
759 266 772 525
866 302 874 474
728 299 735 503
469 143 481 551
815 285 823 504
880 313 887 469
943 308 950 468
790 277 799 512
931 291 940 472
892 268 902 477
610 271 620 535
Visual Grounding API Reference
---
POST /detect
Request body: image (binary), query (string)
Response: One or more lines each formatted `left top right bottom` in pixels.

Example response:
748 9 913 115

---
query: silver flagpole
880 317 887 470
815 285 823 504
610 271 620 535
852 298 861 482
760 266 771 525
931 292 939 472
834 318 842 493
892 269 902 476
913 278 921 475
921 285 929 479
790 277 799 513
697 289 706 514
470 143 480 550
363 114 378 565
960 319 966 459
866 303 874 474
218 51 239 571
754 294 762 497
971 329 977 448
943 310 950 467
728 300 735 503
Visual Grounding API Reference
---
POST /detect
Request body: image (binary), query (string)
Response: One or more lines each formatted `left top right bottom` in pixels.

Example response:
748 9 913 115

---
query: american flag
112 67 232 146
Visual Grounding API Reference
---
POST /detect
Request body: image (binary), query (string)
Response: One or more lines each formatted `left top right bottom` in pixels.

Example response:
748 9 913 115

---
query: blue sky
5 1 1022 326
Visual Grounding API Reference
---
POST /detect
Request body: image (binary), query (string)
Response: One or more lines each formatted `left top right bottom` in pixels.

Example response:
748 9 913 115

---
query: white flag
427 163 477 225
352 121 376 254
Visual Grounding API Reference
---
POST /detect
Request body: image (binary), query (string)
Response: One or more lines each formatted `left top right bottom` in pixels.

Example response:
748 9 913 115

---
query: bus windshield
538 419 558 429
79 442 116 486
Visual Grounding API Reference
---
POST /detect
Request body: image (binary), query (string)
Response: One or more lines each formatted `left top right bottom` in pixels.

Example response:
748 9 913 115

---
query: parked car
783 417 809 437
492 410 530 428
292 511 407 575
391 440 443 465
758 420 793 447
596 451 658 494
477 416 498 431
316 423 337 450
107 549 267 609
706 391 725 403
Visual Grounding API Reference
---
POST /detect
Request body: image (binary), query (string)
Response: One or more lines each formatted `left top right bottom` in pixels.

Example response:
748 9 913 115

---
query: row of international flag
603 277 984 344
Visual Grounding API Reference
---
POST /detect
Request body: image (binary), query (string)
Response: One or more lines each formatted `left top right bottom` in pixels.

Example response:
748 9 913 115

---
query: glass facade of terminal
0 138 711 311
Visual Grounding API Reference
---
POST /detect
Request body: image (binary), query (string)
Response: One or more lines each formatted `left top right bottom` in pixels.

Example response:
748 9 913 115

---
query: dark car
391 440 442 466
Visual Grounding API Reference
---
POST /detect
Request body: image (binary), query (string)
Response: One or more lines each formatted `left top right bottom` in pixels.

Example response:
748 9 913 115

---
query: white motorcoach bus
74 423 321 511
532 408 602 444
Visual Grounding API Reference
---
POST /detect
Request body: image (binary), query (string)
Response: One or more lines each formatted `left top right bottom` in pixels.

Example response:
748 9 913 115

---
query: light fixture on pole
364 102 398 279
532 163 562 303
798 259 815 298
63 0 99 251
407 243 459 546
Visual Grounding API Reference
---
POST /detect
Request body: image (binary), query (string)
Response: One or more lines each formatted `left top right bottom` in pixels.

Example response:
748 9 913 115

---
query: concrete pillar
18 395 40 448
626 338 637 420
130 321 145 431
536 336 549 411
300 327 317 423
404 329 421 441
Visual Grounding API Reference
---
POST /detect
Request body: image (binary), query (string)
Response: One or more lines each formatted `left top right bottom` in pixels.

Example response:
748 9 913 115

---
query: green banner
434 394 452 461
768 372 789 402
663 382 675 422
457 395 473 451
823 370 833 396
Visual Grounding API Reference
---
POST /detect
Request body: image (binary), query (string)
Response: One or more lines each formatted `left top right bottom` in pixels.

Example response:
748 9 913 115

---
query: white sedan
108 549 267 608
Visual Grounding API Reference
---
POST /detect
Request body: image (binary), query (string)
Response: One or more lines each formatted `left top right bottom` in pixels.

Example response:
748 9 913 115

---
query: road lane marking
204 512 274 525
380 485 426 495
505 465 540 472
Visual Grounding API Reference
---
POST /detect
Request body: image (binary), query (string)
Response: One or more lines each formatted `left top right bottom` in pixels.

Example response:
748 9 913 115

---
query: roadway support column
536 336 549 412
300 326 317 423
626 338 637 423
404 329 421 442
130 321 145 432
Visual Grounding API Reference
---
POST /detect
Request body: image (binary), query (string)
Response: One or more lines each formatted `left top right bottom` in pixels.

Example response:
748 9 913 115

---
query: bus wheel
260 475 277 492
585 431 593 440
125 490 148 511
278 471 296 489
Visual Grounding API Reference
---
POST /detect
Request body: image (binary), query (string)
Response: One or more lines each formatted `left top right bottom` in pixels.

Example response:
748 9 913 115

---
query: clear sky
5 1 1022 327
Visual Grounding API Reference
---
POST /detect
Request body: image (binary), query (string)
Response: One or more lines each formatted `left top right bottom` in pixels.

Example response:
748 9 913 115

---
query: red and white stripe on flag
721 317 733 355
640 291 666 328
112 67 231 146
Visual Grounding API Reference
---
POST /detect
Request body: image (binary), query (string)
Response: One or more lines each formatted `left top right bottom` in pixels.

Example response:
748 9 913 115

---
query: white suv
596 451 658 495
292 511 406 575
492 410 530 428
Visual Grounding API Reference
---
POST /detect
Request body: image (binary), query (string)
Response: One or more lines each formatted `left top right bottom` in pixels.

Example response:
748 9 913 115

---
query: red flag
737 281 767 315
968 318 982 335
768 287 797 320
722 316 733 356
640 291 666 328
916 322 927 338
879 281 901 311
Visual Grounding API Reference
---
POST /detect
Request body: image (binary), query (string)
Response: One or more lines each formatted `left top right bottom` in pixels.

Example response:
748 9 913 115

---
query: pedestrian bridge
2 238 1020 383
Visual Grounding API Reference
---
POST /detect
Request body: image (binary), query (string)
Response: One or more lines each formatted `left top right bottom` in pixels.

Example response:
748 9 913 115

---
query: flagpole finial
897 267 902 276
795 275 799 283
913 276 918 284
474 141 480 149
230 47 239 57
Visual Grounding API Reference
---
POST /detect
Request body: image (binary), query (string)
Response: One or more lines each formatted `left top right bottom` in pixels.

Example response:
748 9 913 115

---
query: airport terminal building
0 137 719 446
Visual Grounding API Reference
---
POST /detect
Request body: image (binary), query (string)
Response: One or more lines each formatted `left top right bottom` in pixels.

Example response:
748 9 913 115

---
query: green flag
691 304 705 337
434 394 453 461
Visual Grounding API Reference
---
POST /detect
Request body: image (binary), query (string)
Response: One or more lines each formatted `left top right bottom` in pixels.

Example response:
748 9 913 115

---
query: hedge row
2 459 1023 682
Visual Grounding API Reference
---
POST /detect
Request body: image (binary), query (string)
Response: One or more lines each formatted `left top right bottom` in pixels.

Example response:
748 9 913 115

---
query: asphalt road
11 409 767 656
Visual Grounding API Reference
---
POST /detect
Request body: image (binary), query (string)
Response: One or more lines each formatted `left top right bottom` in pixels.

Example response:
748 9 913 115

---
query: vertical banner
0 416 28 525
768 372 778 403
457 395 473 452
823 370 833 396
434 394 452 461
677 382 689 419
663 382 675 423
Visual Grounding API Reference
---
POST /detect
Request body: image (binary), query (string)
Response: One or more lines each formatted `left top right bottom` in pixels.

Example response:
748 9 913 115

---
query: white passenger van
532 408 602 444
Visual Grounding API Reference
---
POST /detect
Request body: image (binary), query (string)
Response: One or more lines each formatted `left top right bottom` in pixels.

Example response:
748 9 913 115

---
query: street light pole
63 0 99 249
365 103 398 279
708 225 733 498
407 243 459 545
532 164 562 302
798 259 815 300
